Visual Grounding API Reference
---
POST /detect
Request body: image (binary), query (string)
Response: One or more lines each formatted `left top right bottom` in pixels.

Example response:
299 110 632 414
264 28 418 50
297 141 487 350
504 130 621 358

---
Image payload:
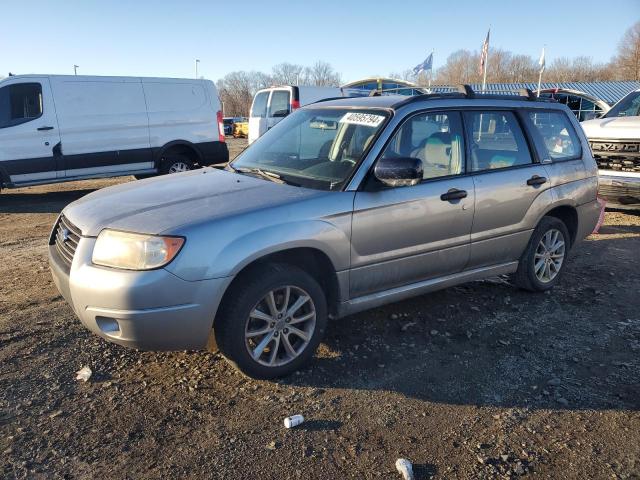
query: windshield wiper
235 167 286 184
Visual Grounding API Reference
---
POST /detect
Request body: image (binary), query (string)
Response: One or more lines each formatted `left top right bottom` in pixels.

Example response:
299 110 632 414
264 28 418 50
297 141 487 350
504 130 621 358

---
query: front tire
514 216 570 292
215 263 328 379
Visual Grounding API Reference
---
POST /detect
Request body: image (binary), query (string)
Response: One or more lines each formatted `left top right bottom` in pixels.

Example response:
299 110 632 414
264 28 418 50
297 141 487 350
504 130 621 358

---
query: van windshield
230 108 390 190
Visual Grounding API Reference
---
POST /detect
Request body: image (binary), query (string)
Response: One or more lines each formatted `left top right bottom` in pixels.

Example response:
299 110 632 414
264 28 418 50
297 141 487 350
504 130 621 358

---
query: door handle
527 175 547 186
37 126 54 131
440 188 468 201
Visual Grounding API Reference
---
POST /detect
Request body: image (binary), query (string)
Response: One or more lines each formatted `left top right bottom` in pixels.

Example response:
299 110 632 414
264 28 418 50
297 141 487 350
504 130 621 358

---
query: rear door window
528 110 581 160
464 111 532 172
0 83 43 128
268 90 291 118
251 91 269 118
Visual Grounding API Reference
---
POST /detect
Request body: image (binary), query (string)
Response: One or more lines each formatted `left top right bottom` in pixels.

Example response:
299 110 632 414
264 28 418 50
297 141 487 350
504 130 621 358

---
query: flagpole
536 69 542 97
481 28 490 92
428 51 434 91
536 46 546 97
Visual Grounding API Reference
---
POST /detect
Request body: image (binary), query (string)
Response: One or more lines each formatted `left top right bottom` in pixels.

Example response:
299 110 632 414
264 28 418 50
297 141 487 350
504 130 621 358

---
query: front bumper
598 170 640 208
49 236 231 351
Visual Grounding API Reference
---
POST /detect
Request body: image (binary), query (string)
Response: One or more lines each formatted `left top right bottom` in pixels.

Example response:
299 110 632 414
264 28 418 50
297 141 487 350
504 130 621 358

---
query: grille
590 140 640 173
51 215 82 268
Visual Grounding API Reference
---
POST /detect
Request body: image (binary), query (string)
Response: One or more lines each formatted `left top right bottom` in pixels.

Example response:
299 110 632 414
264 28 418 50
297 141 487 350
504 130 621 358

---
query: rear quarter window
528 110 581 160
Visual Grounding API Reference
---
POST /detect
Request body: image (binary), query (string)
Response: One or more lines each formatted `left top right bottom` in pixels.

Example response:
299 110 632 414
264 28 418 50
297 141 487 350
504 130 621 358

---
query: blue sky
2 0 638 83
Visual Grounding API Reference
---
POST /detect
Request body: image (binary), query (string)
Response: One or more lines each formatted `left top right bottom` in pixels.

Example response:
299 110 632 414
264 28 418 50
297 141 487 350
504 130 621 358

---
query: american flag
478 29 490 76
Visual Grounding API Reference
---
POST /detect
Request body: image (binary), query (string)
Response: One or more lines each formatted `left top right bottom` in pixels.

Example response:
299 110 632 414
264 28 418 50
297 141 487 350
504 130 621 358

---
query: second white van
248 85 357 144
0 75 228 190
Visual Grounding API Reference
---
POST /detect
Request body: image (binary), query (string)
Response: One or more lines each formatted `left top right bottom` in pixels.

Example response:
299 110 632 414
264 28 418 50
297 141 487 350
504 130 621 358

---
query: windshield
605 91 640 118
231 108 390 190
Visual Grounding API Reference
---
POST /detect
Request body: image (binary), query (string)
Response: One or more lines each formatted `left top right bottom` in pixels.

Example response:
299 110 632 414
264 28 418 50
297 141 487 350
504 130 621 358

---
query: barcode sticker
339 112 385 127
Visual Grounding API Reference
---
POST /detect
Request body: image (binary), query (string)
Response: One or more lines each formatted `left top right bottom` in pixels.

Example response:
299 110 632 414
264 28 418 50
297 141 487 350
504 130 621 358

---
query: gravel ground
1 138 639 479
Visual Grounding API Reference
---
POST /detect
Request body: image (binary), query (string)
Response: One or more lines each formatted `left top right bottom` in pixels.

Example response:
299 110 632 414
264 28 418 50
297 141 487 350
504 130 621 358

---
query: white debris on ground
75 366 92 382
395 458 414 480
283 414 304 428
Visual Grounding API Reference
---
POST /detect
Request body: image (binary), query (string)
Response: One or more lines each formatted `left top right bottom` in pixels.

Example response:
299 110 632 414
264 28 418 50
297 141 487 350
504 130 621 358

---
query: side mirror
374 157 423 187
271 110 289 118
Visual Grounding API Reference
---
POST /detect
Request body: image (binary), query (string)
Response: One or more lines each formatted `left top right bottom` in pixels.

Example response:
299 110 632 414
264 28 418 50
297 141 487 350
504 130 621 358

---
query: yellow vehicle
233 121 249 138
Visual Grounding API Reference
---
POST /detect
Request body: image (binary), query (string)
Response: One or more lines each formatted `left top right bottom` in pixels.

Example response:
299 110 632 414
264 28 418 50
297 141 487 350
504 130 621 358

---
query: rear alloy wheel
514 216 570 292
161 154 193 175
215 264 327 379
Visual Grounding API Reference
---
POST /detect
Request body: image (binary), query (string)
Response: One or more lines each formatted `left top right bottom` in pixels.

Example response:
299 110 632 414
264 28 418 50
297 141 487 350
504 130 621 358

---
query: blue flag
413 53 433 75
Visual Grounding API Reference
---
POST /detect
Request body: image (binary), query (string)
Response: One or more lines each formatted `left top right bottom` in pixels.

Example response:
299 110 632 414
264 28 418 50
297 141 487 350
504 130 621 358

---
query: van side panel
143 79 227 164
50 76 153 176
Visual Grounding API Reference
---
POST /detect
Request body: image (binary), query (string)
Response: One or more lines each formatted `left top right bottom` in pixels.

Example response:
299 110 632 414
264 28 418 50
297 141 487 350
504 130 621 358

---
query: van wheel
513 216 570 292
161 154 193 175
214 263 328 379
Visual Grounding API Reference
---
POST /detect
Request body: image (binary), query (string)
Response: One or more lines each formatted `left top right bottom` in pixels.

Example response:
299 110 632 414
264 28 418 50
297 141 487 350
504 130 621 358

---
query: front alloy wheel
215 263 327 379
245 286 316 367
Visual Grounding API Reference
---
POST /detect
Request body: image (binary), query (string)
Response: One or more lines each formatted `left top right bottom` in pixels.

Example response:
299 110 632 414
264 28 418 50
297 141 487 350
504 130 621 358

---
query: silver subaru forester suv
49 87 601 379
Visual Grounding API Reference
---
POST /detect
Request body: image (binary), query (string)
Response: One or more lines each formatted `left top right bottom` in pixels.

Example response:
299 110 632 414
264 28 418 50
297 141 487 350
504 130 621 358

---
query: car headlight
92 229 185 270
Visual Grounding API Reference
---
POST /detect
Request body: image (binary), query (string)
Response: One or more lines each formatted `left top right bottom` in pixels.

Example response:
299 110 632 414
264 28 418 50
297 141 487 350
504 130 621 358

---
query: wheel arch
155 140 203 165
542 204 579 247
214 246 342 330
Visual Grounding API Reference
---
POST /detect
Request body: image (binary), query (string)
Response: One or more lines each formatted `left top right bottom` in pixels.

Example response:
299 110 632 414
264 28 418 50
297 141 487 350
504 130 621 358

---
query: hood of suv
581 116 640 140
64 168 324 236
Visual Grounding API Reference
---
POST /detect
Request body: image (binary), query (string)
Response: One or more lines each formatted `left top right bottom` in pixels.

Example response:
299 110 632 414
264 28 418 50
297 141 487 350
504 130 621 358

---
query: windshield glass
605 91 640 118
231 108 390 190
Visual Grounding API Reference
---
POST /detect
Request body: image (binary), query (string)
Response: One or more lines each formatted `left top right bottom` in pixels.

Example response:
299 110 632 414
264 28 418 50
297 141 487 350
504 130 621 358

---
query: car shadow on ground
0 189 96 214
278 231 640 413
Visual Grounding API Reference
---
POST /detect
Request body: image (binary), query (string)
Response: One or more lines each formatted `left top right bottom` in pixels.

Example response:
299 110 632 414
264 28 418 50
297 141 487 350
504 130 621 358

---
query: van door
248 90 270 144
266 88 292 131
50 77 151 178
0 78 61 185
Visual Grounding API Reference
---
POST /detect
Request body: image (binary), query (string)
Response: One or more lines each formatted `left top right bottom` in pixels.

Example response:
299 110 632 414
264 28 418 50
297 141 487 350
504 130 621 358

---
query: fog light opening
96 316 121 336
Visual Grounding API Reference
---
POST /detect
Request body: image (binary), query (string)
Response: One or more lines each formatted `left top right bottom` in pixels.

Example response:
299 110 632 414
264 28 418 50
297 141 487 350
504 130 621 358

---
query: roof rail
310 96 353 104
518 88 537 101
395 83 556 108
456 84 475 97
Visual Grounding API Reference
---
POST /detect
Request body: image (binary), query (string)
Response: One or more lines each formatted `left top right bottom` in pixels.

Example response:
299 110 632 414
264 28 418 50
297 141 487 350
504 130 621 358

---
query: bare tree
217 70 269 117
303 61 341 86
613 21 640 80
271 62 304 85
434 49 480 84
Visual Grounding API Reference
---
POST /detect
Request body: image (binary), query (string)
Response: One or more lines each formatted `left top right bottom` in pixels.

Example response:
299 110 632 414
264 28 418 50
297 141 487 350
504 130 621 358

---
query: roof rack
396 84 555 108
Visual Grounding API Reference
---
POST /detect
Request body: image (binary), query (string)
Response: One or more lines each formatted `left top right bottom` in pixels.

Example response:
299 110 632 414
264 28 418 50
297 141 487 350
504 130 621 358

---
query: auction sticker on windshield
340 112 385 127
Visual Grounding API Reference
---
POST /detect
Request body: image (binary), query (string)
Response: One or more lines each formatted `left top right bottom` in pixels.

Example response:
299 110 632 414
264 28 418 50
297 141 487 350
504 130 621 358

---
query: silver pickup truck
49 87 601 379
581 89 640 209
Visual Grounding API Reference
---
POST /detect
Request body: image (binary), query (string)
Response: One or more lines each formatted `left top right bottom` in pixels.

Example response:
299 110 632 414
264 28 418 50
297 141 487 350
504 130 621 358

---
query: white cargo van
0 75 228 189
248 85 355 144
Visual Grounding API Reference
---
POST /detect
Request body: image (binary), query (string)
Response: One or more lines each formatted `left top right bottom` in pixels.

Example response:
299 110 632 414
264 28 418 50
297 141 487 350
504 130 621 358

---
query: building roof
434 81 640 105
342 77 419 88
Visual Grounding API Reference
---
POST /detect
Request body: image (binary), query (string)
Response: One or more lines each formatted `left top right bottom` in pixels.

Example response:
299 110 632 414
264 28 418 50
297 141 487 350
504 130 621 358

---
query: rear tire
160 154 194 175
214 263 328 379
513 216 570 292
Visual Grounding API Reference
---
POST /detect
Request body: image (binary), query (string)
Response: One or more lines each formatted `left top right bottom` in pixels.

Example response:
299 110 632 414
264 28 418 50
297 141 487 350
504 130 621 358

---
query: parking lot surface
1 138 639 479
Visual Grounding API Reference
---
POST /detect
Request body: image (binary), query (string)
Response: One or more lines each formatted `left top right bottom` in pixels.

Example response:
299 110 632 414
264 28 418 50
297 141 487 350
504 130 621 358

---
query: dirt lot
1 137 639 479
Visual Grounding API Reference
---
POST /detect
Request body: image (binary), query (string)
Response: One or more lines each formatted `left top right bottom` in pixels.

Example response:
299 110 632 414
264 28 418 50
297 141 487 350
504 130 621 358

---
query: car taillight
291 99 300 110
216 110 225 142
